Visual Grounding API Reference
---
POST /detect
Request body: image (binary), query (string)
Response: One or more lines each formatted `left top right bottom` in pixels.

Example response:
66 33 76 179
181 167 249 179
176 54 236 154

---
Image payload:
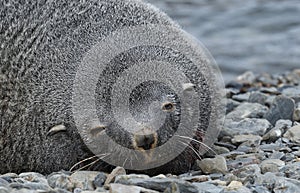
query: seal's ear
47 124 67 136
182 83 196 92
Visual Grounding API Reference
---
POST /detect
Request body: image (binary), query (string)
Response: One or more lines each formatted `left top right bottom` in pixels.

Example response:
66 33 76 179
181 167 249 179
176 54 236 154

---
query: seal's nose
135 133 156 150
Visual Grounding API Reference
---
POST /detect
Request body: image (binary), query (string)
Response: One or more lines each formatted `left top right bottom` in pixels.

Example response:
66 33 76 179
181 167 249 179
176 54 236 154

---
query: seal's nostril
135 134 156 150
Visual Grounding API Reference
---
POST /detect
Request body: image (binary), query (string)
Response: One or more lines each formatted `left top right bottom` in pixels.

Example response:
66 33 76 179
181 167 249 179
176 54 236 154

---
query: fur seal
0 0 225 175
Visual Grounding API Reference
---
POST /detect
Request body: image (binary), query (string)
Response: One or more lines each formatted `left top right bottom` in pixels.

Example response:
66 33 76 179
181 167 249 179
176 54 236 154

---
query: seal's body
0 0 224 174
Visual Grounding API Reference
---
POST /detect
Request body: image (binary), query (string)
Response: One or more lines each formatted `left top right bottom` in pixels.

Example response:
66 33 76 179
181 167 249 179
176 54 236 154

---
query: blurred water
148 0 300 82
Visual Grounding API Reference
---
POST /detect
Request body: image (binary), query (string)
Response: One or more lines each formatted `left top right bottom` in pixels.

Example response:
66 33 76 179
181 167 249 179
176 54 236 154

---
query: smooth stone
250 185 271 193
273 178 300 193
222 118 271 137
283 125 300 144
248 92 268 105
7 188 37 193
193 182 223 193
232 93 251 102
197 156 227 174
23 182 52 191
257 73 278 86
281 86 300 103
0 178 9 188
231 134 262 145
293 103 300 121
232 164 261 179
280 162 300 180
265 96 295 125
115 174 150 183
226 99 240 113
109 183 159 193
0 173 19 179
262 120 292 142
70 171 100 191
19 172 45 181
260 87 280 95
47 173 73 191
93 172 107 188
226 103 268 121
226 88 240 98
260 159 285 174
226 181 243 190
0 187 9 193
116 177 198 193
259 143 285 152
227 157 260 171
104 166 126 185
269 151 285 160
180 175 209 183
163 182 180 193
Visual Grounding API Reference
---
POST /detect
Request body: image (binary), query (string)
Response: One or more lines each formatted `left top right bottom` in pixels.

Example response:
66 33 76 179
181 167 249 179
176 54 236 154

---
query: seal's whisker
178 141 202 160
75 157 102 172
69 153 109 172
174 135 217 156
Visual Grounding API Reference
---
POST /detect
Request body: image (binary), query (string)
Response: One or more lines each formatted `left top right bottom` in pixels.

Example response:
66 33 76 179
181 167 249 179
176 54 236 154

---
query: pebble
103 167 126 187
265 96 295 125
226 102 268 121
197 156 228 174
248 92 268 105
221 118 271 137
281 86 300 103
260 159 285 174
283 125 300 144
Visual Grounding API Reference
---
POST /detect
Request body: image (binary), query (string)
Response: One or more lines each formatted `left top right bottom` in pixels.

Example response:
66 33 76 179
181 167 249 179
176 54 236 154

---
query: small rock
265 96 295 125
232 164 261 179
226 99 240 113
104 166 126 185
232 93 251 102
47 172 73 191
257 73 278 86
283 125 300 144
227 157 260 170
231 134 262 145
0 187 9 193
248 92 268 105
0 178 9 187
109 183 159 193
222 118 271 137
164 182 180 193
116 178 198 193
180 175 209 183
197 156 227 174
70 171 100 191
0 173 19 179
226 181 243 191
193 182 224 193
260 159 285 174
260 87 280 94
280 162 300 180
281 86 300 103
93 172 107 188
269 151 285 160
226 103 268 121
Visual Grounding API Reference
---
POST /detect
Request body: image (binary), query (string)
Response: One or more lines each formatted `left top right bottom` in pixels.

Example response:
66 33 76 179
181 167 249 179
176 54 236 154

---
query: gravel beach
1 69 300 193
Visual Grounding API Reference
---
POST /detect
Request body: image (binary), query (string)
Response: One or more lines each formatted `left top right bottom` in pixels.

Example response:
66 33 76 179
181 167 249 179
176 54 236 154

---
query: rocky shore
1 70 300 193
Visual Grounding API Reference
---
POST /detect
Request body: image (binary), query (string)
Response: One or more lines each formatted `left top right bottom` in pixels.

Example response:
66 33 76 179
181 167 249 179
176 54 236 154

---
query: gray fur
0 0 224 175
